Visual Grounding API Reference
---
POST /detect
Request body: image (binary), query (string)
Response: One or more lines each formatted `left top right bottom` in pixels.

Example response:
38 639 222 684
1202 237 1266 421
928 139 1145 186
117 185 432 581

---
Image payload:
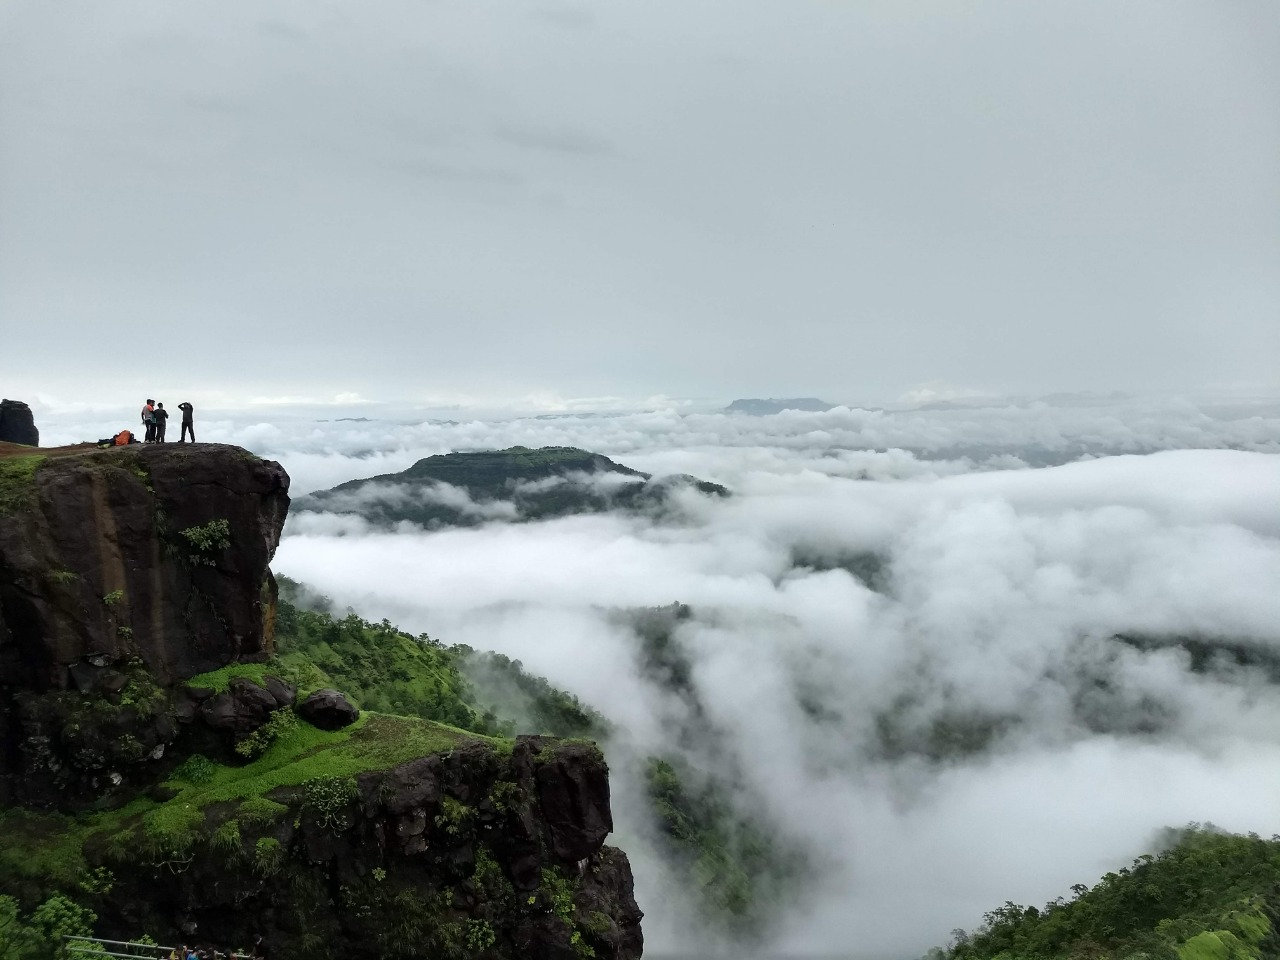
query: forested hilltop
292 445 727 528
935 827 1280 960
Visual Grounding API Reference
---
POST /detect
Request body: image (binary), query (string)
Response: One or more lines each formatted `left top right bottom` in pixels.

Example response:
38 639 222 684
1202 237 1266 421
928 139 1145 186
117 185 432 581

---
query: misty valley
2 396 1279 960
6 1 1277 955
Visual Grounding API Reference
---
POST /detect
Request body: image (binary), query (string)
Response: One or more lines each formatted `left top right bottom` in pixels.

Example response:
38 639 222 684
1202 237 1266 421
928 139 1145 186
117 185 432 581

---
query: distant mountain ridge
295 445 728 528
725 397 834 415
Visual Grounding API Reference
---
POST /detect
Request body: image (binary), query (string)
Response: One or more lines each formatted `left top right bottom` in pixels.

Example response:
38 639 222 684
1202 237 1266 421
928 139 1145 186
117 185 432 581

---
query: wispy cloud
234 401 1280 956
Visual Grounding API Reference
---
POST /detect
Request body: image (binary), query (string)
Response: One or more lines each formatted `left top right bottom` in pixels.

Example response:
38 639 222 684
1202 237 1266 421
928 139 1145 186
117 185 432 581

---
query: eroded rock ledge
92 736 642 960
0 443 290 691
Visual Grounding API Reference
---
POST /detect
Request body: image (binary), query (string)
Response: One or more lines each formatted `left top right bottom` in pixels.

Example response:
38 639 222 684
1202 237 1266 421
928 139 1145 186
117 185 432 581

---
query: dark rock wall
95 737 643 960
0 400 38 446
0 442 646 959
0 444 289 691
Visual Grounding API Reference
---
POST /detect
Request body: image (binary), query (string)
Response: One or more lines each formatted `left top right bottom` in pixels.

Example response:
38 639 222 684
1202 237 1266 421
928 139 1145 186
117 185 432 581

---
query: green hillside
272 576 604 737
274 580 799 936
940 827 1280 960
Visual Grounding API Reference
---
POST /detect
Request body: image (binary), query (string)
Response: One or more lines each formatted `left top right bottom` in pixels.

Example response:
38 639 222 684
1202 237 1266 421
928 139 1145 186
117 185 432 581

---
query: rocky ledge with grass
0 441 643 960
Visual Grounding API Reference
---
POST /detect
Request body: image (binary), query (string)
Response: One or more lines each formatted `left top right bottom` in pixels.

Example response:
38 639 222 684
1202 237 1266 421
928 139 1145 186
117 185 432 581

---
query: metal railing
65 936 251 960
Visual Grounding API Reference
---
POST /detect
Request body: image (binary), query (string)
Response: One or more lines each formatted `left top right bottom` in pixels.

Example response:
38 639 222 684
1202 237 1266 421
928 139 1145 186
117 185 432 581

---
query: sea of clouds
36 396 1280 957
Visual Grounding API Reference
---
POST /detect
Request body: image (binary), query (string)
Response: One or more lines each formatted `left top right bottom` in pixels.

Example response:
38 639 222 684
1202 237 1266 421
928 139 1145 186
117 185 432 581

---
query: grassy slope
267 576 603 737
944 827 1280 960
0 712 476 905
0 454 44 514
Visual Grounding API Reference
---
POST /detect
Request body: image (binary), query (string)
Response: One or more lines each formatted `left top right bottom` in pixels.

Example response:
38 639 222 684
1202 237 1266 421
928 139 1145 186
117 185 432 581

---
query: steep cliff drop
0 442 643 960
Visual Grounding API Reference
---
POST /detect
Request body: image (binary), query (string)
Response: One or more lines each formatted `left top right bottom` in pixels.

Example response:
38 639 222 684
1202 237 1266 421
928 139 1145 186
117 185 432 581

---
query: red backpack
114 430 133 446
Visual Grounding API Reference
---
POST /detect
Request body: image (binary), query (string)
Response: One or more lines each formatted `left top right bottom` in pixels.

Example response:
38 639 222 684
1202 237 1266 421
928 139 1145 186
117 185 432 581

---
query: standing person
153 402 170 442
141 399 156 442
178 401 195 443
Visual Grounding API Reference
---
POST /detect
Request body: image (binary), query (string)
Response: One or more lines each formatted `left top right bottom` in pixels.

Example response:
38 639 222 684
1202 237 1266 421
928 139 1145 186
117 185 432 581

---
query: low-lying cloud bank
35 394 1280 496
274 435 1280 957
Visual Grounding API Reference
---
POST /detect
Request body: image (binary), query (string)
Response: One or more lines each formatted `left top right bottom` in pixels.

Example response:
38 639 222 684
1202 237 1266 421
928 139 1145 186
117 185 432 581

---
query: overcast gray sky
3 0 1278 408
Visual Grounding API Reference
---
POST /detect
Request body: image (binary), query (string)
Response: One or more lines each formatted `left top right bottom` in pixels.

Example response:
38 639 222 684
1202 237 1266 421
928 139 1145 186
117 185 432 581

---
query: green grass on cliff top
185 662 276 693
0 454 44 514
163 712 478 803
0 712 494 900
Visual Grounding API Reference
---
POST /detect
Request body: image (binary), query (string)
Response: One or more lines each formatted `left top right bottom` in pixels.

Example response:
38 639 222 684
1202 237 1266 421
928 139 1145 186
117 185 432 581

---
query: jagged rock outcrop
0 400 38 446
90 736 642 960
0 443 290 690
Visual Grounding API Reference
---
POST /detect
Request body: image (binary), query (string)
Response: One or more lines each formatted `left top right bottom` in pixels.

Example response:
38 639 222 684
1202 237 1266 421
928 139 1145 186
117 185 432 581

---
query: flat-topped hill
295 445 727 528
724 397 833 415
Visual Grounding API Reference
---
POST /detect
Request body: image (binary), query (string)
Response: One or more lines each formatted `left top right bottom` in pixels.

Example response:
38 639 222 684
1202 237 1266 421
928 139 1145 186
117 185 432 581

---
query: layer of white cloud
21 399 1280 954
240 402 1280 957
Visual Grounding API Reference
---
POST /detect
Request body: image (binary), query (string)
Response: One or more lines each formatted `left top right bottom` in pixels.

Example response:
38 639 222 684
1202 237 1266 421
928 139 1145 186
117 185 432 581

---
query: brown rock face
0 444 289 691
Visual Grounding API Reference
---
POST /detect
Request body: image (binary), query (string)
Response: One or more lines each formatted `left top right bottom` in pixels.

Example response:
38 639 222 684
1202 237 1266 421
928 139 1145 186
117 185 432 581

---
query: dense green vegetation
941 827 1280 960
7 561 1276 956
624 605 808 935
0 893 101 960
274 581 799 936
293 445 727 529
645 756 802 933
396 446 646 493
273 576 603 737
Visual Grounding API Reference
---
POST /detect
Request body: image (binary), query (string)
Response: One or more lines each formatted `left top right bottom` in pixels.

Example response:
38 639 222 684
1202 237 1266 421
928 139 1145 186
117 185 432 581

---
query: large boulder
298 688 359 730
199 676 296 739
0 400 38 446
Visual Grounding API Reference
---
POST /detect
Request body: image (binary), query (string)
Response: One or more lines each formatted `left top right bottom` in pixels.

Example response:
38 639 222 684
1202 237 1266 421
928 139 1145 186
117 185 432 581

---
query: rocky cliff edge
0 442 642 959
0 442 290 691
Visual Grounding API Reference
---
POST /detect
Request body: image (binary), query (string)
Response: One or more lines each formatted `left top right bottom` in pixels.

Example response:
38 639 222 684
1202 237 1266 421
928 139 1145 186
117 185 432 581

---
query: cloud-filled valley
21 397 1280 954
143 398 1275 958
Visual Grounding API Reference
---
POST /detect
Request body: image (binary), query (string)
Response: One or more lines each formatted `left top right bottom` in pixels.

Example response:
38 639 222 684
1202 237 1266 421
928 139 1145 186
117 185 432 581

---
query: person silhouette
141 399 156 442
153 402 170 443
178 401 195 443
